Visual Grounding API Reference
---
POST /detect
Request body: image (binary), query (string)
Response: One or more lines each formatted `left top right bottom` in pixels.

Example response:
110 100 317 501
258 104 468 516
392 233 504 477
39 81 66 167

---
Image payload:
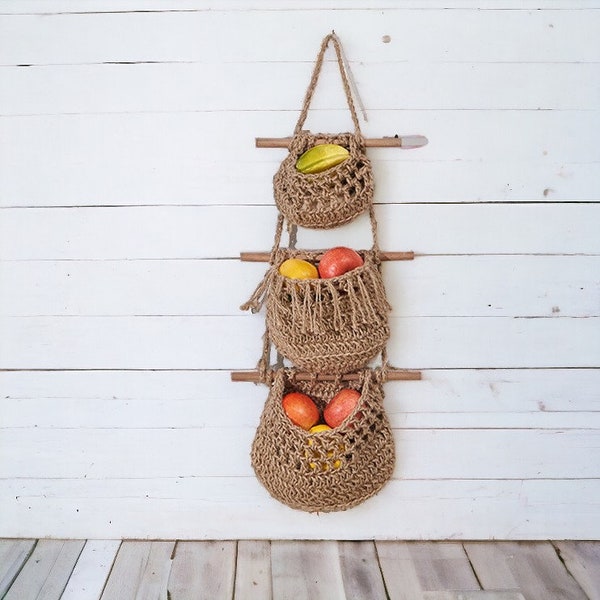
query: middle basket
242 216 391 375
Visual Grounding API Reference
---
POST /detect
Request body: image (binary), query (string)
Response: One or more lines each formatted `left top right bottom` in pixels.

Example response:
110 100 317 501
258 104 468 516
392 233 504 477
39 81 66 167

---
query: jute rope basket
241 211 391 374
251 367 395 513
273 33 374 230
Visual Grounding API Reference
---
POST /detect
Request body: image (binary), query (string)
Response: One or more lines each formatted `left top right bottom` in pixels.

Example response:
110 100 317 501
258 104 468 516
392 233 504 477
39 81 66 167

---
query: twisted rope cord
293 32 361 136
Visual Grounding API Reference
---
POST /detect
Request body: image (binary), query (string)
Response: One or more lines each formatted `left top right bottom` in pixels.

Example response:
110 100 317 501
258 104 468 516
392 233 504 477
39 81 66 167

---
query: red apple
324 388 361 428
318 247 364 278
282 392 320 430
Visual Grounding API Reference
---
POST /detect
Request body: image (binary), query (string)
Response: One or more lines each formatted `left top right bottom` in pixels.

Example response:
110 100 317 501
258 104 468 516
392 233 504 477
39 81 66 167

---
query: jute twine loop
251 367 395 512
293 32 361 137
273 33 374 230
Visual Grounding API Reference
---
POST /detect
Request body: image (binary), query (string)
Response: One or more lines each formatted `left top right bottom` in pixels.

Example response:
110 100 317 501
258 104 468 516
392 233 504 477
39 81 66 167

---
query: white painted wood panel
1 256 597 317
0 1 598 540
1 479 599 540
1 368 598 432
2 427 599 480
1 315 598 369
2 63 599 115
2 110 597 207
2 204 599 260
2 0 598 14
2 369 598 414
3 9 599 65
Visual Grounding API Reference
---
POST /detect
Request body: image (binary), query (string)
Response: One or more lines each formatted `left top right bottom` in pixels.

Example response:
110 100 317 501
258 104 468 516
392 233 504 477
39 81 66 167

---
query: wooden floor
0 539 598 600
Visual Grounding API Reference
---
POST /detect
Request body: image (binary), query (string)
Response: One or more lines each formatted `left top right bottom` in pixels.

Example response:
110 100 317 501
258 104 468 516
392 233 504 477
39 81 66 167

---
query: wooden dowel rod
256 135 428 149
231 370 421 383
240 251 414 262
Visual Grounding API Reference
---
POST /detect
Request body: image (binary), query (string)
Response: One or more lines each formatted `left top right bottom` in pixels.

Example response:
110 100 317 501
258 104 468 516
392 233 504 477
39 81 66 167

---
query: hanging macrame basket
273 33 374 230
241 212 391 374
251 368 395 513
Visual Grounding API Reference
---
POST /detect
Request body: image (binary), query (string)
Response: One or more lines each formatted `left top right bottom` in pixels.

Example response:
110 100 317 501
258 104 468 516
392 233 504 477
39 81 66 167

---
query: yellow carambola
295 144 350 174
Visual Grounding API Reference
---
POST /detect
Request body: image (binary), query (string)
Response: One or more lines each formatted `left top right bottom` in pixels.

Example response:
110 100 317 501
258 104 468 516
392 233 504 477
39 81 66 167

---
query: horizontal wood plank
2 478 599 540
1 1 597 14
1 315 598 370
1 427 598 479
1 110 598 207
2 9 599 65
1 256 597 318
2 368 598 415
2 205 599 260
2 63 598 116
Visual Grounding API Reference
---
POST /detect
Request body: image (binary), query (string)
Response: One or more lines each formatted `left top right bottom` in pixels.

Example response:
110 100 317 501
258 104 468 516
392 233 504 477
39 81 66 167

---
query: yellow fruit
309 424 332 433
278 258 318 280
296 144 350 174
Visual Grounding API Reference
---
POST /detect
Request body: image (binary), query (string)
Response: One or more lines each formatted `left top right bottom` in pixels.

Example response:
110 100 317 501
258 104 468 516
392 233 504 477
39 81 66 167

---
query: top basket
273 33 374 230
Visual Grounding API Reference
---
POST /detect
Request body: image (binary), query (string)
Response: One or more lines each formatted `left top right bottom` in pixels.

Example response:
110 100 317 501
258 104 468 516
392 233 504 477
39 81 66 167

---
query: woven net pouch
251 368 395 513
273 33 374 230
241 212 391 374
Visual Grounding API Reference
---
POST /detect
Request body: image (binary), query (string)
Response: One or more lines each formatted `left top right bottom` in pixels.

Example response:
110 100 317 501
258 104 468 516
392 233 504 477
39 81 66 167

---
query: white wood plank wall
0 0 599 540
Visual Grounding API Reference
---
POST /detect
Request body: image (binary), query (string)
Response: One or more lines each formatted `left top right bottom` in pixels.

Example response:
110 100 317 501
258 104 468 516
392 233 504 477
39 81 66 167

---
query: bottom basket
251 368 395 513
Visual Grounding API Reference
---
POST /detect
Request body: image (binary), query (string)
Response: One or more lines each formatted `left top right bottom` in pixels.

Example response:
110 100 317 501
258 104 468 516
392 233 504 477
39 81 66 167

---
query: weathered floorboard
422 593 526 599
61 540 121 600
271 540 346 600
4 539 85 600
338 541 388 600
0 539 36 597
464 541 589 600
99 541 174 600
234 540 272 600
554 541 600 600
375 541 480 600
167 541 236 600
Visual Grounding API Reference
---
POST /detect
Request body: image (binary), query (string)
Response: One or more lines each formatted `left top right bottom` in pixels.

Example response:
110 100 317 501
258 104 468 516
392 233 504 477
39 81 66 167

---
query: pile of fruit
279 246 364 280
282 387 361 431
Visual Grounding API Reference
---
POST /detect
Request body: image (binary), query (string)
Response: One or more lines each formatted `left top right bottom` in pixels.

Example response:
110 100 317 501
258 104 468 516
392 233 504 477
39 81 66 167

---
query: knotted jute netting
250 367 395 513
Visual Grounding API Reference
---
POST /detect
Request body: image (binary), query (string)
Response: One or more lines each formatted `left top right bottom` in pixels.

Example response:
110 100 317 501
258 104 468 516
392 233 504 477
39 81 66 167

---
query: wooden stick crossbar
231 370 422 382
241 251 414 262
256 135 428 149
